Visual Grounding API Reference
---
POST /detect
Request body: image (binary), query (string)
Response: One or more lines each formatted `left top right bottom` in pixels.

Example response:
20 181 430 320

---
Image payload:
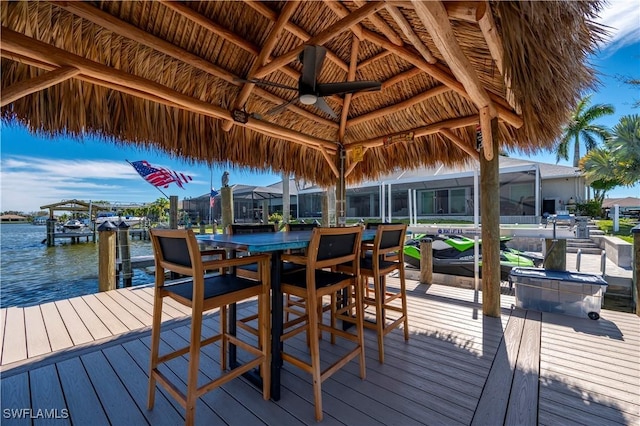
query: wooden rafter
361 24 522 128
320 147 340 178
351 66 422 100
385 4 437 64
480 106 494 160
353 115 478 149
54 0 337 129
254 1 386 79
439 128 479 161
323 1 366 41
0 66 80 107
352 0 404 46
222 1 300 132
244 0 349 72
358 50 392 69
411 0 496 117
339 35 360 142
348 84 451 127
0 28 337 154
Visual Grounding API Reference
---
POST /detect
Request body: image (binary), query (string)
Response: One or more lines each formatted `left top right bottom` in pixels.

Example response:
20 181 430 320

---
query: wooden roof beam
0 66 80 107
361 13 521 128
349 84 451 127
358 50 392 69
384 4 438 64
353 115 478 149
411 1 497 118
339 35 360 142
0 28 337 154
323 1 366 41
159 0 298 81
439 128 479 161
55 0 337 128
223 1 300 132
351 67 423 100
254 1 386 79
351 0 404 46
320 147 340 178
245 0 349 72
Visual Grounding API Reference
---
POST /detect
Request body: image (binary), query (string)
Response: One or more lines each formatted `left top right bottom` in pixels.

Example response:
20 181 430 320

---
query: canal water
0 223 155 308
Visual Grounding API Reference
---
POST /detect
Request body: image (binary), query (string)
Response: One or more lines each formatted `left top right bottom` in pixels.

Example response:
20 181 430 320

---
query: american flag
129 160 192 189
210 187 219 207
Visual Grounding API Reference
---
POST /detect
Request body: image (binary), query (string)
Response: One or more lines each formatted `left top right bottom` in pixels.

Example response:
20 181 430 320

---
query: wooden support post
282 172 290 224
221 186 234 232
46 219 56 247
544 239 567 271
632 225 639 316
479 116 500 317
117 221 132 288
98 222 117 292
420 238 433 284
169 196 178 229
199 220 206 235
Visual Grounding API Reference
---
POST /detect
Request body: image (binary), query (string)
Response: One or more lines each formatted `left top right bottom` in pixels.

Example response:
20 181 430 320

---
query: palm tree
580 114 640 202
607 114 640 186
555 95 614 167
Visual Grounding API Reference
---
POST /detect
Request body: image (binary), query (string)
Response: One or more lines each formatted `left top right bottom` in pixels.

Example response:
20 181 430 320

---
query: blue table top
196 229 376 253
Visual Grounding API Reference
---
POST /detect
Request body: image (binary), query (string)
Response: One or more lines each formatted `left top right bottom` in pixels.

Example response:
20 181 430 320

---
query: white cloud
596 1 640 51
0 156 201 213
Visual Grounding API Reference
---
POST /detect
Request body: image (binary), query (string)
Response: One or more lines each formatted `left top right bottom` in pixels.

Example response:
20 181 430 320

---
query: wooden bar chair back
280 226 365 421
360 223 409 363
283 222 319 322
148 229 270 426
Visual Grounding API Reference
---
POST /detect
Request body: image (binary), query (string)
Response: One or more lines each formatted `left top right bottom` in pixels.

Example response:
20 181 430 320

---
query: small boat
62 219 85 230
403 234 536 281
94 212 145 227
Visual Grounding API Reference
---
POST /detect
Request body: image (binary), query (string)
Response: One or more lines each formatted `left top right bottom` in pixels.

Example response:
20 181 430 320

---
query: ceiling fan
236 45 381 118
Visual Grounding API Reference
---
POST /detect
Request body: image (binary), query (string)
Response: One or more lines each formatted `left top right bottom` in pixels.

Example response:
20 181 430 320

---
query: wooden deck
1 278 638 425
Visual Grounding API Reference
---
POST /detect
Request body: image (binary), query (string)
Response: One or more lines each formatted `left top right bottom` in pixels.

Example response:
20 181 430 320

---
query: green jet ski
403 234 537 281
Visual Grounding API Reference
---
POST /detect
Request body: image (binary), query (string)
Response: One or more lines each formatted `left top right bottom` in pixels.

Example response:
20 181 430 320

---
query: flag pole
126 159 170 199
209 167 213 225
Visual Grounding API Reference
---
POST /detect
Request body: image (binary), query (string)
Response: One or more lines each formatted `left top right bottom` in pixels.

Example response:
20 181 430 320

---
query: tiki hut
0 0 606 315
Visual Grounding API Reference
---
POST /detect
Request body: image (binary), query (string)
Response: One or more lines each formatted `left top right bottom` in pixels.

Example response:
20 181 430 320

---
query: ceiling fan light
299 94 317 105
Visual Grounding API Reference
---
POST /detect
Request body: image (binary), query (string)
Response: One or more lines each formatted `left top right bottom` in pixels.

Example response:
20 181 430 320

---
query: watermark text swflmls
3 408 69 419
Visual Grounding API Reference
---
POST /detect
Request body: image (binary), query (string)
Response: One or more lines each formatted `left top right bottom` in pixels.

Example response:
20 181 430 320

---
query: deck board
54 299 93 346
39 302 73 352
57 357 110 426
23 306 51 358
29 364 71 426
2 307 26 365
67 297 112 340
0 280 638 426
1 372 31 425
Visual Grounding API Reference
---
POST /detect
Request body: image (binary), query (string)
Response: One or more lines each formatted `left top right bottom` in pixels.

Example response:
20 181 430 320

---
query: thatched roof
1 1 605 187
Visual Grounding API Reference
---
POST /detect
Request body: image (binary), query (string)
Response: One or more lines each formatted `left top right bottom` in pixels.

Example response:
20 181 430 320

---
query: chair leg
147 293 164 410
373 274 386 363
399 266 409 341
307 298 324 421
354 279 366 380
185 307 204 426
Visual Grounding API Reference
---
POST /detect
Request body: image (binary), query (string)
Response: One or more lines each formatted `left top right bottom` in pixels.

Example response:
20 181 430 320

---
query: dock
1 277 638 425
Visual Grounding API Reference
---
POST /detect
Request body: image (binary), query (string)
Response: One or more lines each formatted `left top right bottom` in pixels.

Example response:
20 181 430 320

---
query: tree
580 114 640 202
555 95 615 167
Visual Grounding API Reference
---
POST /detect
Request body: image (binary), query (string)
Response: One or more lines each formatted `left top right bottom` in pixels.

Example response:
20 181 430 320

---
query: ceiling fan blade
317 80 382 97
233 77 298 91
313 97 338 119
266 97 298 115
300 45 326 89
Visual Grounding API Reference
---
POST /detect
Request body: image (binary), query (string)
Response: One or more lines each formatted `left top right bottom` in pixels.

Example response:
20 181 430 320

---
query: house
183 157 585 225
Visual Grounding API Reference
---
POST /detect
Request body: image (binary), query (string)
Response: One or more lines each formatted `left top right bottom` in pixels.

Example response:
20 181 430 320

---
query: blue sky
1 2 639 213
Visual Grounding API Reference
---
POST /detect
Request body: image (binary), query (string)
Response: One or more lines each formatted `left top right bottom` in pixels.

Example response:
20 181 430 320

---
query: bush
268 212 283 223
575 200 601 218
